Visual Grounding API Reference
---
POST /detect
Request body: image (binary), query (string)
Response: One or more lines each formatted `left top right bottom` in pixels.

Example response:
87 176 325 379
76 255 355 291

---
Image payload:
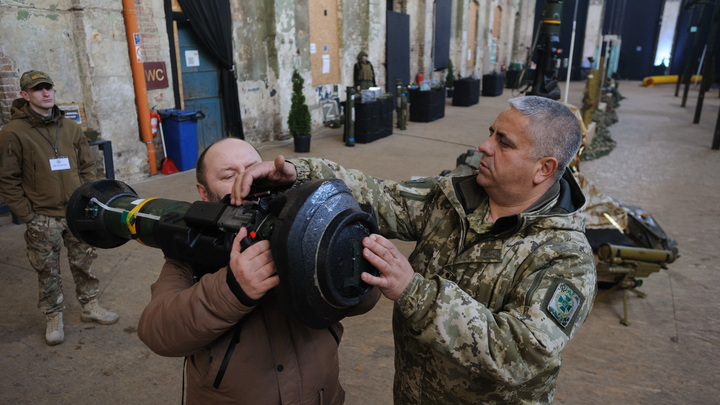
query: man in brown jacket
138 138 379 404
0 70 119 346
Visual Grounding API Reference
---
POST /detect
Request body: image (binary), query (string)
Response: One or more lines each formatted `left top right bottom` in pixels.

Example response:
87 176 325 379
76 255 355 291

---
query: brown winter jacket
138 258 380 405
0 99 96 222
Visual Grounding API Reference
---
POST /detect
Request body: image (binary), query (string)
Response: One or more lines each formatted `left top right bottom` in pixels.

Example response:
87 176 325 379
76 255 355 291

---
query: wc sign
143 61 169 90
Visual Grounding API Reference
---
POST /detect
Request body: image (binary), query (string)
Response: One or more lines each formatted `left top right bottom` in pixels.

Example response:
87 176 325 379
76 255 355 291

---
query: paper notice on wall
310 43 317 54
490 38 497 64
322 55 330 74
467 49 472 61
185 50 200 67
133 33 143 63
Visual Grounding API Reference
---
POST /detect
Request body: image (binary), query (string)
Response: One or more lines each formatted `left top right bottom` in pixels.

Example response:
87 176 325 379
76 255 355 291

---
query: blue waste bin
158 109 203 171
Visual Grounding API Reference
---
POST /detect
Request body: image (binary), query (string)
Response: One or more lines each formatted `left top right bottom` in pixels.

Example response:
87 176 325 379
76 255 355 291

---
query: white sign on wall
185 50 200 67
322 54 330 74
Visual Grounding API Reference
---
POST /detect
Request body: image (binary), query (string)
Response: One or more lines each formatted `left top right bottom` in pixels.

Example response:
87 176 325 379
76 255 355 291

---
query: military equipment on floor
594 242 676 325
66 179 379 329
589 203 679 325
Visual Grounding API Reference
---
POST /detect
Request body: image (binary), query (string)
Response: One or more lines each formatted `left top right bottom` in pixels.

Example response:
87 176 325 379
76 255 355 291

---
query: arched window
493 5 502 40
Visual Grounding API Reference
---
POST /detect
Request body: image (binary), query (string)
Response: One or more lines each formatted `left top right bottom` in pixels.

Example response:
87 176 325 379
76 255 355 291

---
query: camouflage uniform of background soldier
0 70 118 346
237 96 597 404
353 51 376 92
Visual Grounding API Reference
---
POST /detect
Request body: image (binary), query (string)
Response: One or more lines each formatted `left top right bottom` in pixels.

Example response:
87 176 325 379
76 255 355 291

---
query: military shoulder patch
545 282 582 329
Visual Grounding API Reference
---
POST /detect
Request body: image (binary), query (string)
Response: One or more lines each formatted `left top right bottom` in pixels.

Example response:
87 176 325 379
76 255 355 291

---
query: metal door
176 21 224 151
603 0 663 80
386 10 410 107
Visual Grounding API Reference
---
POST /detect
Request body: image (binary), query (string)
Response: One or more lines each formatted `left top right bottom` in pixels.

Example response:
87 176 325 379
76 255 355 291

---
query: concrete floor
1 80 719 404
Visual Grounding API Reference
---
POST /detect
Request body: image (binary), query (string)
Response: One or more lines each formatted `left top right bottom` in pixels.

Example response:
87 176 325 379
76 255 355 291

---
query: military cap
20 70 54 91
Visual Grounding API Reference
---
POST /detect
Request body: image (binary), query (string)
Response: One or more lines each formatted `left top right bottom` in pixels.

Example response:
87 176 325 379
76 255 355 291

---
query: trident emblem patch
547 283 580 328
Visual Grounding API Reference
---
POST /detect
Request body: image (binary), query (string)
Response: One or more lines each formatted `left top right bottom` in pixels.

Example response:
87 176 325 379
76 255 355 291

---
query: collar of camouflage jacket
447 170 587 238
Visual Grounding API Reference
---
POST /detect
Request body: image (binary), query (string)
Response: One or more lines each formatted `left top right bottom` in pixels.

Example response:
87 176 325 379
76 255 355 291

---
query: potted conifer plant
288 68 312 152
445 59 456 98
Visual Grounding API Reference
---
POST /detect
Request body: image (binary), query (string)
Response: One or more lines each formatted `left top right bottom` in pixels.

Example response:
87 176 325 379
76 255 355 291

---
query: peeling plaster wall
512 0 535 66
420 1 434 79
498 1 512 68
482 1 494 73
582 0 605 65
0 0 175 182
1 1 84 103
234 0 391 142
367 0 386 90
340 0 386 95
232 0 327 142
273 0 318 139
451 0 466 78
403 0 429 82
137 0 175 111
342 0 369 81
233 0 283 144
407 0 532 82
1 0 541 181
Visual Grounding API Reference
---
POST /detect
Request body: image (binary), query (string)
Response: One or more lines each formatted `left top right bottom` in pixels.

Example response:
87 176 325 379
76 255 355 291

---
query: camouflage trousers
24 215 99 314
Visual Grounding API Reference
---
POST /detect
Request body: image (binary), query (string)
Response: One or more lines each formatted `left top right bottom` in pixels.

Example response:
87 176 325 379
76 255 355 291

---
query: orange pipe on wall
122 0 157 175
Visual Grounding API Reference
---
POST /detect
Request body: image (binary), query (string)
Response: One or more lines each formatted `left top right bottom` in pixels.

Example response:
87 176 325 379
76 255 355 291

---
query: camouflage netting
580 87 624 161
599 94 619 126
580 108 617 161
609 87 625 108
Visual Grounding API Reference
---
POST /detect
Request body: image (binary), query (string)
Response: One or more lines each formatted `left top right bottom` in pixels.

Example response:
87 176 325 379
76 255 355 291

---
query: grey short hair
508 96 582 179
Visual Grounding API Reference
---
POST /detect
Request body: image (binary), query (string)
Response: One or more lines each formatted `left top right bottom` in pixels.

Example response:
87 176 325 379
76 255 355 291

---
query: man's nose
477 139 492 155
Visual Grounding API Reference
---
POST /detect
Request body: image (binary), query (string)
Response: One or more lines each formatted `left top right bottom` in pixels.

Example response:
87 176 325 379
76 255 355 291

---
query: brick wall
0 54 19 207
135 1 164 62
0 53 20 125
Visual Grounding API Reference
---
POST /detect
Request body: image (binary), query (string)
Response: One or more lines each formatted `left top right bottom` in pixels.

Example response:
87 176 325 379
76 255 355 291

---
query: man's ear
533 157 558 185
20 91 30 102
196 183 210 202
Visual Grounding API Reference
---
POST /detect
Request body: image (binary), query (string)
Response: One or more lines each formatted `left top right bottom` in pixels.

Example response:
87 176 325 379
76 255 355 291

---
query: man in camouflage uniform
230 96 596 403
0 70 118 346
353 51 376 92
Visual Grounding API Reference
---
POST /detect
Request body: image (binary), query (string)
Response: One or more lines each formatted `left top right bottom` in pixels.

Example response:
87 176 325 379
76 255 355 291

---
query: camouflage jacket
290 158 596 404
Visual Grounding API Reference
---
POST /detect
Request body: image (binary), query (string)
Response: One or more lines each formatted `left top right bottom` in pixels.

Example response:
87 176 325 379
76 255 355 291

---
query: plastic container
158 109 201 171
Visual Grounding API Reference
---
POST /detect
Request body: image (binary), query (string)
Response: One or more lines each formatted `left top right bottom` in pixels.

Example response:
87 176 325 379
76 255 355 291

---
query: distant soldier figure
354 51 376 92
0 70 119 346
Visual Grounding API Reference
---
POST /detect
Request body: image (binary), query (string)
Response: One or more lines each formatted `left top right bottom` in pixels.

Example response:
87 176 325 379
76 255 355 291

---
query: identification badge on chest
50 156 71 171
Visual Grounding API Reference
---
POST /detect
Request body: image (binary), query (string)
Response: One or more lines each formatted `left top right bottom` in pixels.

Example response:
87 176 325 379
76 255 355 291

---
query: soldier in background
353 51 376 92
231 95 597 403
0 70 118 346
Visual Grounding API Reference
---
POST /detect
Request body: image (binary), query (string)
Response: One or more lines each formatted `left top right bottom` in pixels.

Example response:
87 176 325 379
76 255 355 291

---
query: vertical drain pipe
122 0 157 175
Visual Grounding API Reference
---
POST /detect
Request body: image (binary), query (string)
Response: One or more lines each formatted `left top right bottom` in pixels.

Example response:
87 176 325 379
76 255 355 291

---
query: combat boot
81 299 119 325
46 312 64 346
